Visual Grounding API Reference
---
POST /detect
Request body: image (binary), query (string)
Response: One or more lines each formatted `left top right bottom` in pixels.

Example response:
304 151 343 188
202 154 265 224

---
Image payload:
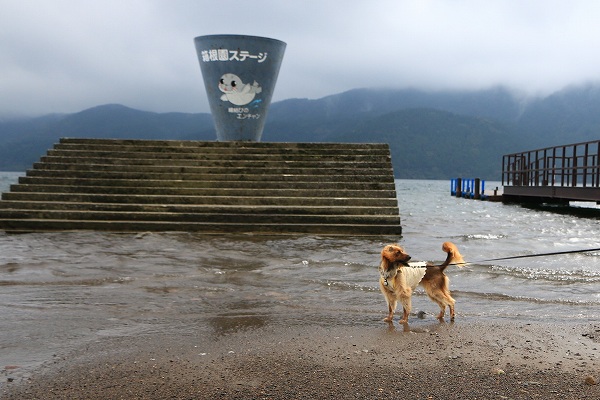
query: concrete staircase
0 138 402 235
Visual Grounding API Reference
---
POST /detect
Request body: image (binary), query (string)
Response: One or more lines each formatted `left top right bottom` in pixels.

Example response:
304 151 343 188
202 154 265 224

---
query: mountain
1 85 600 179
0 105 216 171
516 84 600 148
266 86 526 123
49 104 215 140
332 108 514 179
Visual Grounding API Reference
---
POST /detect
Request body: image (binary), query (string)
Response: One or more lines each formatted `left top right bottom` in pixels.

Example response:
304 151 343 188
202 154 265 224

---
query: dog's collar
380 261 404 286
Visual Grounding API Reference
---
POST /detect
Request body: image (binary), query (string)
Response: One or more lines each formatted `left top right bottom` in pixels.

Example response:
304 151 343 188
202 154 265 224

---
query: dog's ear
386 245 396 253
381 245 394 261
381 247 389 260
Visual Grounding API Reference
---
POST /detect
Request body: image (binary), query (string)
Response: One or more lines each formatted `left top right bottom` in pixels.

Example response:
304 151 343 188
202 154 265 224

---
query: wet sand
2 319 599 399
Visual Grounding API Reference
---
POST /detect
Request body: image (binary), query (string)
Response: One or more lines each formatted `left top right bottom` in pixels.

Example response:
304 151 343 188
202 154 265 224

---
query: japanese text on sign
228 107 261 120
201 49 268 63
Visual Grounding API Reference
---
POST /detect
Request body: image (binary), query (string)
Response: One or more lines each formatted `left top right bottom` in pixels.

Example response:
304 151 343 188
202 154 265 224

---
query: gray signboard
194 34 286 141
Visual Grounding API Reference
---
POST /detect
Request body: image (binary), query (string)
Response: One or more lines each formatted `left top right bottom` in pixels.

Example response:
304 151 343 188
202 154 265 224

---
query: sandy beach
2 319 598 399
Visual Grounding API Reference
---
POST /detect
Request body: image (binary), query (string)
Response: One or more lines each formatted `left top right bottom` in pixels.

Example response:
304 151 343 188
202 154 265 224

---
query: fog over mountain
4 1 600 116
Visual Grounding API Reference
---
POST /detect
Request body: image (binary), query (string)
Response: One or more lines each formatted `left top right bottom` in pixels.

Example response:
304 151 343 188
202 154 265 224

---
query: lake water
1 173 599 374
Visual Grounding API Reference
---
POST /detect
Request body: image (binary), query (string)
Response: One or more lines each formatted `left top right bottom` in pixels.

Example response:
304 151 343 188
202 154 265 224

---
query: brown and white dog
378 242 464 324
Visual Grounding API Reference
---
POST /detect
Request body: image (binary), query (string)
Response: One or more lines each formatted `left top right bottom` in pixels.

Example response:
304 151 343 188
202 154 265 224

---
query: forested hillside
2 84 600 179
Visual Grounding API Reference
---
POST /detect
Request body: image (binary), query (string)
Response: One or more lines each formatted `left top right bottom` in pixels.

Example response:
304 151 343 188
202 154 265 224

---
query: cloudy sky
2 0 600 116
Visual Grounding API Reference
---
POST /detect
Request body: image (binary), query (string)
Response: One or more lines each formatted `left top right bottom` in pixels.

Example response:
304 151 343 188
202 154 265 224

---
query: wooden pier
502 140 600 204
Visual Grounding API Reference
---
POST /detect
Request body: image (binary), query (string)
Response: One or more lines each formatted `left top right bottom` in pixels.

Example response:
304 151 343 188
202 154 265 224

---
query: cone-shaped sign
194 34 286 141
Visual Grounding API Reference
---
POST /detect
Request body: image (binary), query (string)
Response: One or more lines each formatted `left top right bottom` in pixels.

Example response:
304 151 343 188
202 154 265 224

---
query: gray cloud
2 0 600 116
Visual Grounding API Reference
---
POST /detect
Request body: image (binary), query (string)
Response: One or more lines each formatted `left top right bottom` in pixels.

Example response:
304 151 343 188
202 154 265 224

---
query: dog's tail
440 241 466 269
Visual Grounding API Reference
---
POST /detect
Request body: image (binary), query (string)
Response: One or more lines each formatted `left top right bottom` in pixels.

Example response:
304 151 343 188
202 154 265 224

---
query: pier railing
502 139 600 203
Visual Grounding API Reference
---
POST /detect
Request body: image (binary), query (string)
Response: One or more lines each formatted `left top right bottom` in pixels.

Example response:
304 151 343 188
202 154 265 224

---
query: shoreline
2 319 599 399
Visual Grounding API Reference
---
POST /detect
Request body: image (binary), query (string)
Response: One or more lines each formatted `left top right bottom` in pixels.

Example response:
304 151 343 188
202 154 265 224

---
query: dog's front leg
384 301 395 322
383 293 396 322
380 281 397 322
398 289 412 324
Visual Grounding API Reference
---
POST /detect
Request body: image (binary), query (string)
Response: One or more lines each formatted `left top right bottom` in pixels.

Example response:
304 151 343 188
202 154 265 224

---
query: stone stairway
0 138 402 235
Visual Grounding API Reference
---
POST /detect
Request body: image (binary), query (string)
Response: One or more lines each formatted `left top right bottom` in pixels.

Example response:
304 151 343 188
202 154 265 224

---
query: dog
378 242 464 324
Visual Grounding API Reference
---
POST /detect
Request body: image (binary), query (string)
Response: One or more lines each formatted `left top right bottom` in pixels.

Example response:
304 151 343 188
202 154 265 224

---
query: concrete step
46 150 387 163
0 138 402 235
51 145 387 158
31 162 389 177
8 184 397 199
40 155 390 169
17 176 396 191
0 209 400 225
1 191 398 207
0 219 402 235
23 169 391 183
58 137 389 150
0 200 400 216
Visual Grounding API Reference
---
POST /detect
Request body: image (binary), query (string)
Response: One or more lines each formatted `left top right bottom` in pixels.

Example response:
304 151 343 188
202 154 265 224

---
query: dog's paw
383 317 393 323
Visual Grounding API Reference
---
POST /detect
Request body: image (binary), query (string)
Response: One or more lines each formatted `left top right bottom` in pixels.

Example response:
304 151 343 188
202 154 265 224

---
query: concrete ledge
0 139 402 235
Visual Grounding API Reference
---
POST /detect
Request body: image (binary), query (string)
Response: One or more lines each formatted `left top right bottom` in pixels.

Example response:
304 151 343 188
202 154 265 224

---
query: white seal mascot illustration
218 73 262 106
